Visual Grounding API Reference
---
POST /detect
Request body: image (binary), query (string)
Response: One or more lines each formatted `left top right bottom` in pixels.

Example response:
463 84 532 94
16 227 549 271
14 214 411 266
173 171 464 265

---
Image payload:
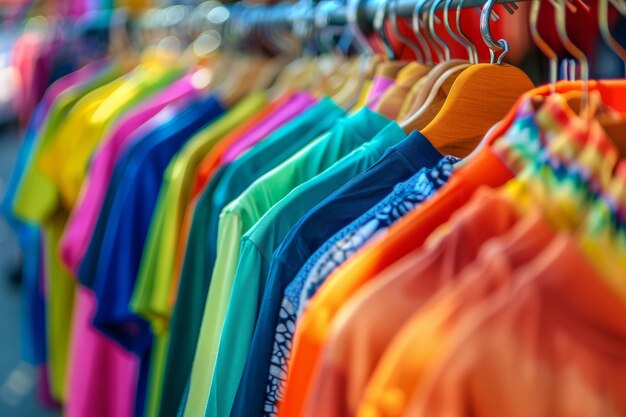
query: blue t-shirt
1 102 48 365
230 131 443 417
85 95 223 417
89 96 224 354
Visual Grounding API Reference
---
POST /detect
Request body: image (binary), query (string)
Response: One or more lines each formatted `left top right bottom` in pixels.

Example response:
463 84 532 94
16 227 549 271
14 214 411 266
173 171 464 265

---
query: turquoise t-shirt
205 122 407 417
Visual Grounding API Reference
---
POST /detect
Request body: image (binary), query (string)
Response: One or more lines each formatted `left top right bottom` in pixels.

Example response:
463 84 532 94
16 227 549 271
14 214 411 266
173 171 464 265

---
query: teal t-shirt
182 108 391 417
205 121 407 417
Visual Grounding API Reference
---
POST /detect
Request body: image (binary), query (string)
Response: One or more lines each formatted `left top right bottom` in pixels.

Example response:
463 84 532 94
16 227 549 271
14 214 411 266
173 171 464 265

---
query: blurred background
0 0 625 416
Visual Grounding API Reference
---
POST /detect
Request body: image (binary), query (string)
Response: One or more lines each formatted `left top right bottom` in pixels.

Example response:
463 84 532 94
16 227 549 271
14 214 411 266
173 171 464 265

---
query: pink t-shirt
59 73 201 274
220 91 316 163
65 287 138 417
366 75 395 109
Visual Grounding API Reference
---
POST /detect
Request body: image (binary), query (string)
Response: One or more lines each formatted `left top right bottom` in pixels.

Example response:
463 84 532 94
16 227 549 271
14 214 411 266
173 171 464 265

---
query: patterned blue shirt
264 155 459 415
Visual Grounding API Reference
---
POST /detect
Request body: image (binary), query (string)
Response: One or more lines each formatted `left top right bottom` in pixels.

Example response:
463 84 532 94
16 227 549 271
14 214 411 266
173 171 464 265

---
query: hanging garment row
2 0 626 417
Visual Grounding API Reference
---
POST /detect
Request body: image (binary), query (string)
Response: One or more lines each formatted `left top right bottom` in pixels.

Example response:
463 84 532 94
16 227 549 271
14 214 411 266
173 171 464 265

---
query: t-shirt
402 234 626 417
90 95 224 354
77 107 181 289
209 122 408 417
168 92 315 321
292 156 458 321
357 206 555 417
125 92 267 417
303 189 554 417
232 131 444 417
131 92 267 335
287 187 521 417
65 287 139 417
182 108 391 417
158 98 344 417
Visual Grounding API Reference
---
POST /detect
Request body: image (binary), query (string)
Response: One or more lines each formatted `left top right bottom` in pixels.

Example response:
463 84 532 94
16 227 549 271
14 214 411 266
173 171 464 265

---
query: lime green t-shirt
12 63 122 223
182 108 391 417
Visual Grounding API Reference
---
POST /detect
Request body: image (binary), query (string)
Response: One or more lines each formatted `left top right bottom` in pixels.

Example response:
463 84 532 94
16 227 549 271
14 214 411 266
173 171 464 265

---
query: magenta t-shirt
61 72 202 417
221 91 316 163
366 75 395 109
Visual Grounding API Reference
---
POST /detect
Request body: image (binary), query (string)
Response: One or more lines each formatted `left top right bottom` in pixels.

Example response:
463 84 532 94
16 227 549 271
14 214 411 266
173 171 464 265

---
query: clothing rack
135 0 523 42
222 0 521 29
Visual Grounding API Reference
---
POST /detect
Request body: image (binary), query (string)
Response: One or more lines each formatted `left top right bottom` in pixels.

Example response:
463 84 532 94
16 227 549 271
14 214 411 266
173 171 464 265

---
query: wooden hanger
309 54 346 96
399 62 470 129
374 61 432 119
399 59 468 120
269 56 316 97
252 55 292 91
318 56 359 100
456 80 626 170
332 56 370 109
221 55 272 106
417 63 535 157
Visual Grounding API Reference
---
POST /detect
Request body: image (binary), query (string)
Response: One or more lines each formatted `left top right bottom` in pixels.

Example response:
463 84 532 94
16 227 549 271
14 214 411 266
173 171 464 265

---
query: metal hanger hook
374 0 396 59
480 0 507 63
415 0 445 63
411 0 434 63
599 0 626 77
530 0 558 91
389 0 426 62
429 0 451 61
444 0 477 62
347 0 375 55
549 0 590 111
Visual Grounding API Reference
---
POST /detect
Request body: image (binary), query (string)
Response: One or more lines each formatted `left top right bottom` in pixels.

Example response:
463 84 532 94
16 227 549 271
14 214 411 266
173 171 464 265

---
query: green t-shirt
157 98 345 417
182 108 391 417
205 122 406 417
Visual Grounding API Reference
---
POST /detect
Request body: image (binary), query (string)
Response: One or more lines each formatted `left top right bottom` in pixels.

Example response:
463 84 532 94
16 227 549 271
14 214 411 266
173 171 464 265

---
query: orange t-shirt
357 207 555 417
403 234 626 417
